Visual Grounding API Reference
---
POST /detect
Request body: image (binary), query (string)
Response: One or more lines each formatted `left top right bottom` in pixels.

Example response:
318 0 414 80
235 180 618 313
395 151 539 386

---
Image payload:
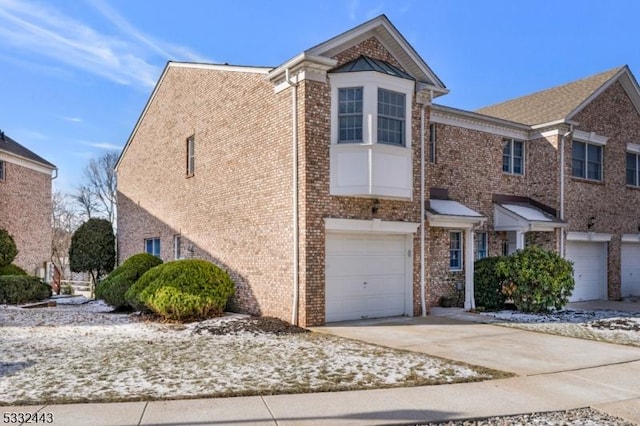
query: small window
627 152 639 187
174 235 182 260
450 231 462 270
429 123 437 163
377 88 405 146
338 87 363 143
186 135 195 176
145 238 161 258
502 139 524 175
475 232 487 260
572 141 602 181
0 160 4 181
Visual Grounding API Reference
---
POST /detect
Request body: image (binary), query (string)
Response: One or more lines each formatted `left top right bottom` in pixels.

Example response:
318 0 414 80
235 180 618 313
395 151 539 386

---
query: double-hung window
450 231 462 270
186 135 195 176
338 88 363 143
572 141 602 181
627 152 640 187
173 235 182 260
377 89 405 146
475 232 488 260
145 238 161 258
502 139 524 175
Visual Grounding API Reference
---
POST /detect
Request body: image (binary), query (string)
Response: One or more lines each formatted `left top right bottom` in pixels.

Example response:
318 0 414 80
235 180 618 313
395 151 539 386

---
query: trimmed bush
126 259 235 321
96 253 163 308
496 245 575 313
69 218 116 283
0 229 18 268
474 256 507 311
0 264 28 276
0 276 51 304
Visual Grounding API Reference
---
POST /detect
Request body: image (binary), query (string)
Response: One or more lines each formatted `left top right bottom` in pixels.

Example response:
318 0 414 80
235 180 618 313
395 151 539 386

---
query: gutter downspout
285 69 300 326
559 125 573 258
51 168 58 180
420 103 426 317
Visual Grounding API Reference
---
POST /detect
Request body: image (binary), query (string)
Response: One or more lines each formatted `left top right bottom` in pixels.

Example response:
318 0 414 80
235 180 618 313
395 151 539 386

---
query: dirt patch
587 317 640 332
193 316 309 336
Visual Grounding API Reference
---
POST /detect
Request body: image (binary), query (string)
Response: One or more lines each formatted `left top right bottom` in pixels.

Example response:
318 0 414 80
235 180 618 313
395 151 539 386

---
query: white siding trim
566 231 612 242
573 130 609 145
324 218 419 234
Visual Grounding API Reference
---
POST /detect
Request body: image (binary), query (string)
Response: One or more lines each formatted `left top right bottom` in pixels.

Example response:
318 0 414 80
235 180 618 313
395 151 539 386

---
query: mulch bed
193 316 309 336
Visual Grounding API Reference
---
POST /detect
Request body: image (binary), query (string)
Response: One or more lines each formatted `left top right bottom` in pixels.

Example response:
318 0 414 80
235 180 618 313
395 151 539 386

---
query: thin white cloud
62 116 83 123
0 0 209 89
84 141 122 150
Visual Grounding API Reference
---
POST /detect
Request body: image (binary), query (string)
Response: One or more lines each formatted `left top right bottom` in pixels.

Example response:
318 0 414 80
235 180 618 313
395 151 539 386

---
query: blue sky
1 0 639 192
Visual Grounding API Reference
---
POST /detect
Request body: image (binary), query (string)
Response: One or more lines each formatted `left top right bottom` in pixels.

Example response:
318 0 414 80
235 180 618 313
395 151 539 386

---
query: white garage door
622 243 640 297
566 241 607 301
325 233 409 322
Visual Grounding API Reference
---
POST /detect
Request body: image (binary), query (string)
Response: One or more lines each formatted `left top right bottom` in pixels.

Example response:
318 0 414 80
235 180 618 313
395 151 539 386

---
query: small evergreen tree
69 218 115 286
0 229 18 268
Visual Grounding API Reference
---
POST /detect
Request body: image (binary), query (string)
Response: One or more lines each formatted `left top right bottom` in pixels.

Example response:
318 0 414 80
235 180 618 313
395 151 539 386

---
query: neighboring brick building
116 15 640 326
0 131 56 275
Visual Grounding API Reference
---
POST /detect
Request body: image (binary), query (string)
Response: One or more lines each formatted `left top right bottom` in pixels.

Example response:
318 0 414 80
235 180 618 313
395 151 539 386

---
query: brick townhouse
0 131 56 275
116 15 640 326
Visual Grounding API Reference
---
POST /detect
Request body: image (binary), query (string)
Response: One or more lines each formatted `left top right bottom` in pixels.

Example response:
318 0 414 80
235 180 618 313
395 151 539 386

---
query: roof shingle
0 132 56 169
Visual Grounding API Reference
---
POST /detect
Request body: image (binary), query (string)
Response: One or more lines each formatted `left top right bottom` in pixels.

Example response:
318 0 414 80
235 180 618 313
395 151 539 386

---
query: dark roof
329 55 414 80
476 67 623 125
0 131 56 168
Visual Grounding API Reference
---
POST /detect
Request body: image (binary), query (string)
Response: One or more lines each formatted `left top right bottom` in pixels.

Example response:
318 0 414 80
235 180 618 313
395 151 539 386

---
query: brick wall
117 65 295 320
0 161 52 274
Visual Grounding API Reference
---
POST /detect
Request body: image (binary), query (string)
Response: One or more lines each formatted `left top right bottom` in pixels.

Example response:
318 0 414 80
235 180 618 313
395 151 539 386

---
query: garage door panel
622 244 640 297
326 233 409 322
566 241 606 302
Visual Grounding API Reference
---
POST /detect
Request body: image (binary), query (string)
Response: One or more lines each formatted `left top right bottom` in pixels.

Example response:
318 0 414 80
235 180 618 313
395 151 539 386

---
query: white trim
427 214 486 229
169 62 272 74
0 151 56 175
566 231 612 242
627 143 640 154
572 129 608 146
622 234 640 243
324 218 419 234
430 108 529 140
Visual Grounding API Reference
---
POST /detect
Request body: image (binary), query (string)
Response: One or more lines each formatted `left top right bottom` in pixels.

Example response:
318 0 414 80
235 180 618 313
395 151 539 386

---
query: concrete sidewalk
7 305 640 425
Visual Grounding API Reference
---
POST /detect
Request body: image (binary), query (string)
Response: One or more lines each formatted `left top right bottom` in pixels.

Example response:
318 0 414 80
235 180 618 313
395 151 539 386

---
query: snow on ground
0 299 504 406
480 308 640 347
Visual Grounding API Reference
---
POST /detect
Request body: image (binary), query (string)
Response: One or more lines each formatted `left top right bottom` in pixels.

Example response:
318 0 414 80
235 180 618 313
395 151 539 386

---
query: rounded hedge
0 276 51 304
0 264 28 276
96 253 163 308
125 259 235 321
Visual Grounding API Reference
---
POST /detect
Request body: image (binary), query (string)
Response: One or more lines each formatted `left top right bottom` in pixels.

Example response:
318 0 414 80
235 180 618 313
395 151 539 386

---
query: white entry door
325 233 410 322
566 241 607 301
622 243 640 297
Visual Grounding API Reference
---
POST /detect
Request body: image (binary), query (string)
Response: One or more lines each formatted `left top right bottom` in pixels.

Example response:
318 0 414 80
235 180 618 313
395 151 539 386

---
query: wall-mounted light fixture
372 198 380 215
587 216 595 229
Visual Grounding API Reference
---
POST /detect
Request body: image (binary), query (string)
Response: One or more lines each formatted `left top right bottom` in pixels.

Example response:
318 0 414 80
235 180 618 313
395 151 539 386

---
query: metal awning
427 199 486 228
494 203 566 232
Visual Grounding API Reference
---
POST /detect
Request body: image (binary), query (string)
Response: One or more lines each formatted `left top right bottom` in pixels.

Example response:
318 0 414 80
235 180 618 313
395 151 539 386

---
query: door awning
494 203 566 232
427 199 486 228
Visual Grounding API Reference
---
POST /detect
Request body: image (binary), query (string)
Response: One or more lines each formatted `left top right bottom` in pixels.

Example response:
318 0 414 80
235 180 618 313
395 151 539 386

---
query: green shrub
0 264 28 276
0 276 51 304
474 256 507 311
496 245 575 313
96 253 163 308
69 218 116 283
126 259 235 321
0 229 18 268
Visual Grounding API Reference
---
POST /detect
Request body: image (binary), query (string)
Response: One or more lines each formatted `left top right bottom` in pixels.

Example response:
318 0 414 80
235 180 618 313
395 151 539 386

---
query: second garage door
622 243 640 297
566 241 607 301
325 233 410 322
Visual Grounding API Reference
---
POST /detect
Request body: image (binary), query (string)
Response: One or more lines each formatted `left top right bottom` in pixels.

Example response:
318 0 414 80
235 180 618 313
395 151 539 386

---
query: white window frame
450 231 463 271
475 232 488 260
186 135 195 177
337 87 364 143
502 138 524 175
429 123 437 163
330 71 414 147
572 140 602 182
145 238 161 258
